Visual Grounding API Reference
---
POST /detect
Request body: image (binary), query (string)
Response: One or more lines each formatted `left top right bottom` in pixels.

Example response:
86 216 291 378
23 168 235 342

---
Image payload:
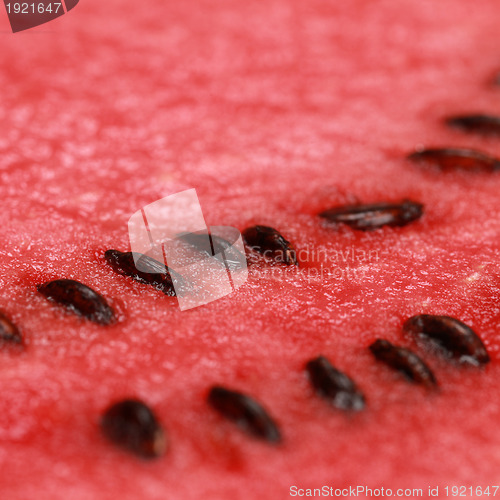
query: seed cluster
408 108 500 170
3 65 496 460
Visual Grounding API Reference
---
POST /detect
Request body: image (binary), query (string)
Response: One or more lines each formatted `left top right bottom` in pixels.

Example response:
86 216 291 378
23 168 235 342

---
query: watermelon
2 0 500 498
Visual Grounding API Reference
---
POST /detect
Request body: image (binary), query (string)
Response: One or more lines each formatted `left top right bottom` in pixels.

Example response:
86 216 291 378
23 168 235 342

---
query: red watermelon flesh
1 0 500 498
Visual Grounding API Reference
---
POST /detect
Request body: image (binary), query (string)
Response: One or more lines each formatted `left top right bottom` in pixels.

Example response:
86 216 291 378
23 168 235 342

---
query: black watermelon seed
178 232 247 271
101 399 167 459
0 310 22 345
369 339 437 388
179 231 235 255
242 225 298 265
403 314 490 366
37 279 115 325
408 148 500 172
208 386 282 443
446 114 500 136
104 249 185 296
319 200 423 231
306 356 365 411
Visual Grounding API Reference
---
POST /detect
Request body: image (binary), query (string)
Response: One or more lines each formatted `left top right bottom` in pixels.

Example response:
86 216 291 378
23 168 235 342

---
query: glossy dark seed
104 249 185 296
306 356 365 411
208 386 281 443
101 399 167 459
446 114 500 136
408 148 500 172
37 279 115 325
319 200 423 231
0 310 22 345
403 314 490 366
242 225 298 265
178 231 247 271
369 339 437 388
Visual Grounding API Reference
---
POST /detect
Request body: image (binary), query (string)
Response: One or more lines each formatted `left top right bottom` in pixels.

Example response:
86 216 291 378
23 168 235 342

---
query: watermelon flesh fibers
1 0 500 498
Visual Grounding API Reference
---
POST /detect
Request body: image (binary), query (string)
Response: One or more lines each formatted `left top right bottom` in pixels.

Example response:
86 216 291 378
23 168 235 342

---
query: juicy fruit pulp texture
1 0 500 499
